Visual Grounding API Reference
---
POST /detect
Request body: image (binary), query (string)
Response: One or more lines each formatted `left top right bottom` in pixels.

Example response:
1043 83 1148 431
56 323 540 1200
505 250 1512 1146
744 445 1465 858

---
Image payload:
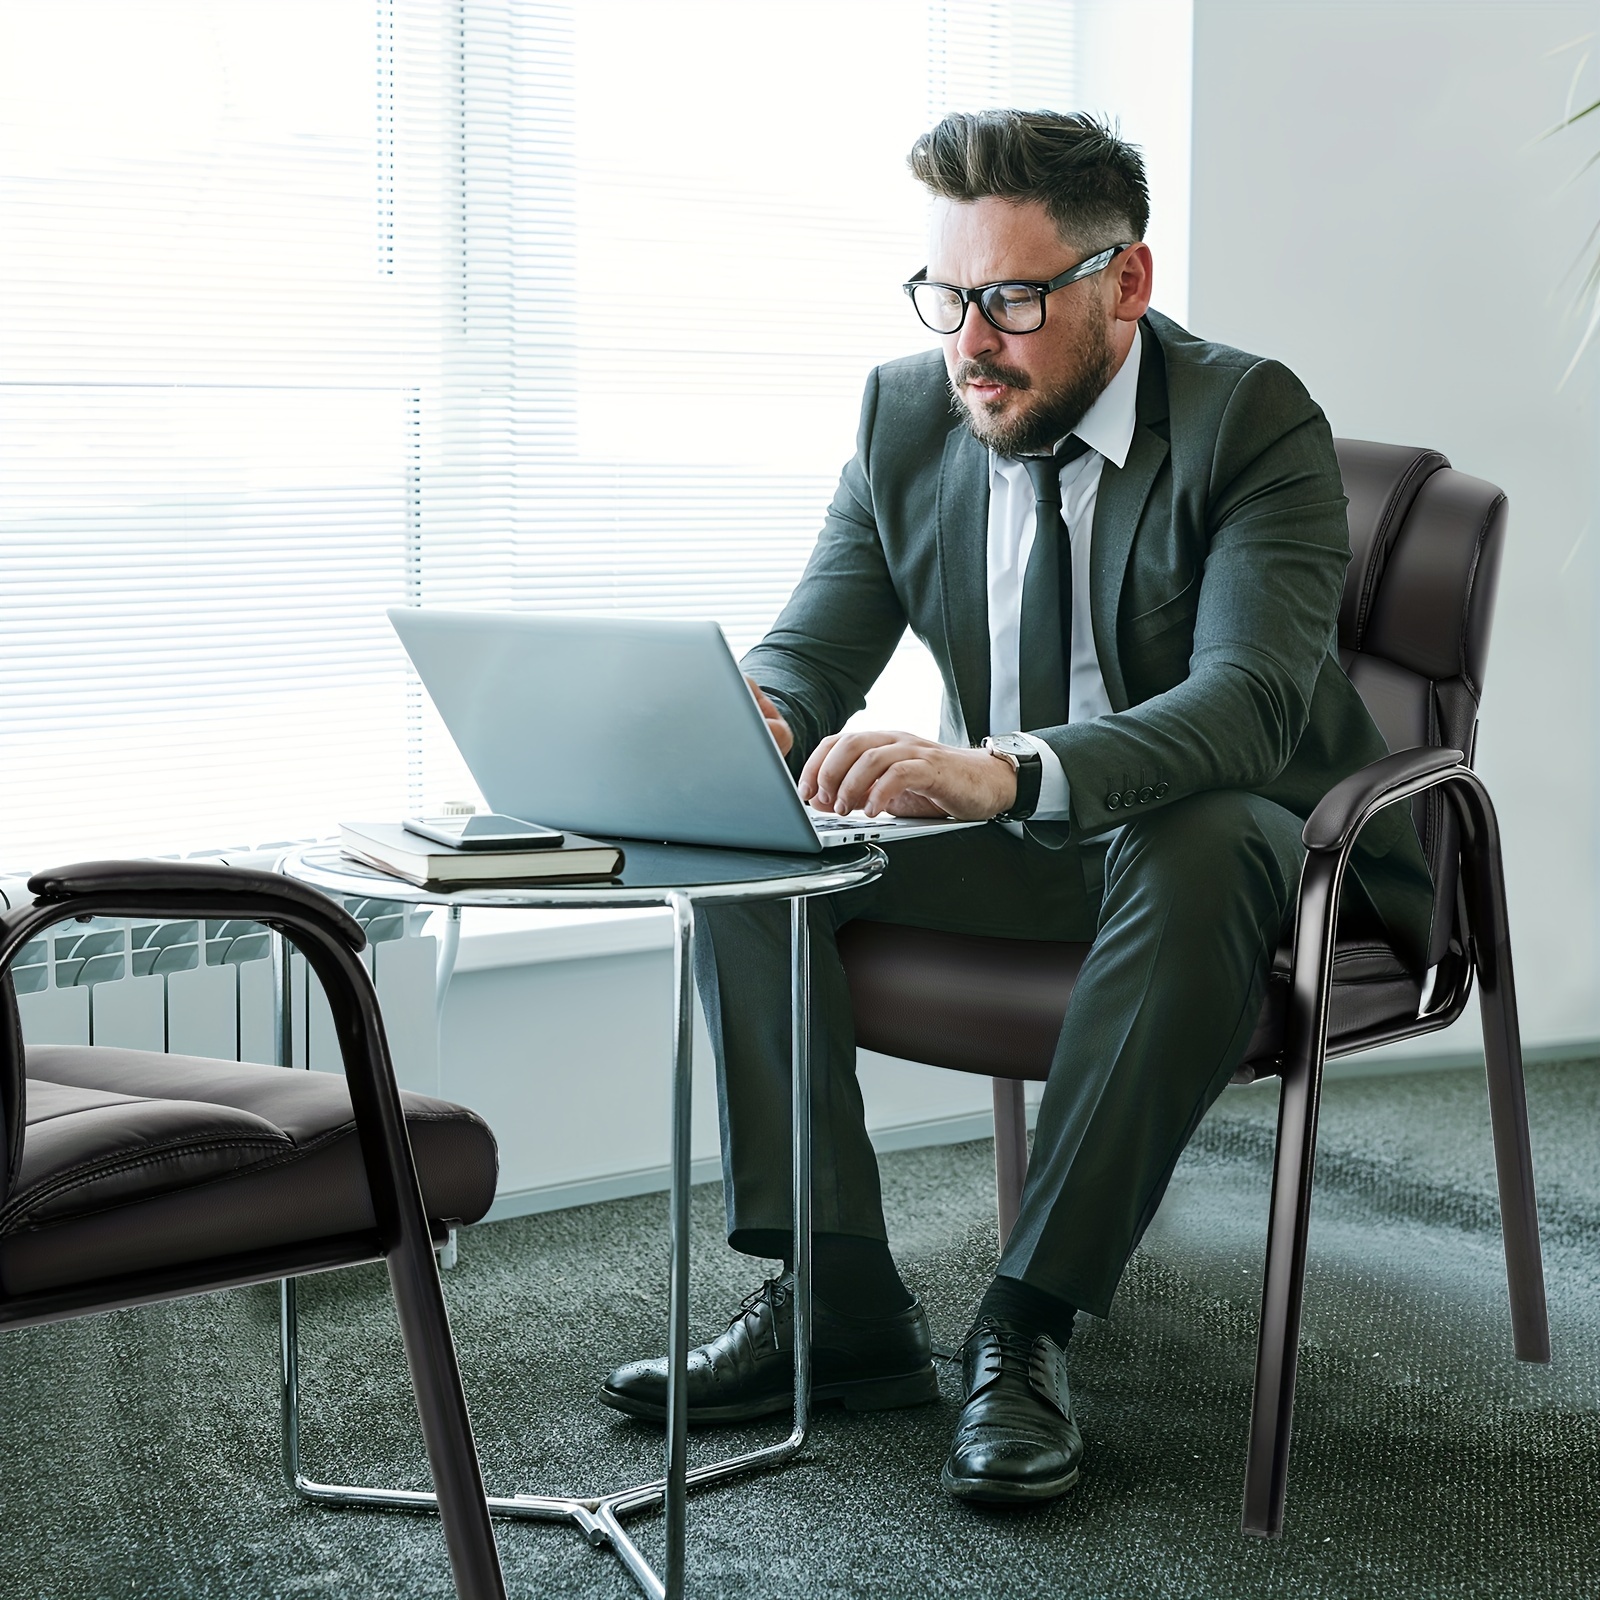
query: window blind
0 0 1085 870
413 0 1083 801
0 0 449 868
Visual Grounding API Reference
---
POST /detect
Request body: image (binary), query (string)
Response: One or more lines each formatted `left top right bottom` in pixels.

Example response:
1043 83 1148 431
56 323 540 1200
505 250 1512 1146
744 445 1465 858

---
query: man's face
927 196 1126 456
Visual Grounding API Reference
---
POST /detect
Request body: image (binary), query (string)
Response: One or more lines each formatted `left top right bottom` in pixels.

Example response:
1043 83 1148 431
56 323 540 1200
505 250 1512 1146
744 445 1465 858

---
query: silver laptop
387 607 980 854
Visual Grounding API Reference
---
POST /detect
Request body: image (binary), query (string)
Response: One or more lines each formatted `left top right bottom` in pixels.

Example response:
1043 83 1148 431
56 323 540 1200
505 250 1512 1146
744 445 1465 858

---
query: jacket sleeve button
1122 790 1138 808
1107 792 1121 809
1138 786 1153 803
1155 782 1169 798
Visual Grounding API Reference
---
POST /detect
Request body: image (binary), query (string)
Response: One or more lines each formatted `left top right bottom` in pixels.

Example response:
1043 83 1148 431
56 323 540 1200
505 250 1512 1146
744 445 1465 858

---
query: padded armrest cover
1302 747 1463 853
26 860 365 950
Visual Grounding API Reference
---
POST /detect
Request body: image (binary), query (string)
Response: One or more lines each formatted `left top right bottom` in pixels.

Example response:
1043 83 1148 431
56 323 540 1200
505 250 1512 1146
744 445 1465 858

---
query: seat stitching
2 1133 293 1231
1456 495 1501 698
25 1092 158 1128
0 1132 358 1234
1354 451 1446 646
3 1104 490 1233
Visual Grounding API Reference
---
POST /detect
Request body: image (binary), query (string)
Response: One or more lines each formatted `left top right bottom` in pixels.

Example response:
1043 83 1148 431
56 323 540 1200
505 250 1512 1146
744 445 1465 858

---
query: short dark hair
907 110 1149 249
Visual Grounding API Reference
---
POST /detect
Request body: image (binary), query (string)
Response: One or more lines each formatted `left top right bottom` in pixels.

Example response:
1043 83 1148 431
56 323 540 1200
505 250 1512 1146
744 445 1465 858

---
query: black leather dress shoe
940 1318 1083 1504
601 1273 939 1425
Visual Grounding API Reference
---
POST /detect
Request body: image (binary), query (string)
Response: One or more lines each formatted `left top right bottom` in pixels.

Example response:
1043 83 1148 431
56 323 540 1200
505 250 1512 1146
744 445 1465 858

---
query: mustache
953 358 1032 392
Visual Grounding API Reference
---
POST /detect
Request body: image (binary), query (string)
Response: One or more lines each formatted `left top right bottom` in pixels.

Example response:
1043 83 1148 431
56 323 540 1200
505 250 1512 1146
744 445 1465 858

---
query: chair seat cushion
1 1046 498 1295
1234 938 1423 1083
839 922 1423 1085
840 924 1088 1081
8 1078 294 1228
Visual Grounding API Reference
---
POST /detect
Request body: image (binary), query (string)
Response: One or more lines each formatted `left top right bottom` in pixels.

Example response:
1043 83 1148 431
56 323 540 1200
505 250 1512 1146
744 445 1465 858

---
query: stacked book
339 822 623 887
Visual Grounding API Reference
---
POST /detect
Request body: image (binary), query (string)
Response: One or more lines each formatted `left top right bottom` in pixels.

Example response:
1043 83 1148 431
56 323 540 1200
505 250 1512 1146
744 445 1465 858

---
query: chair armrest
24 859 365 951
1 860 442 1265
1301 747 1465 854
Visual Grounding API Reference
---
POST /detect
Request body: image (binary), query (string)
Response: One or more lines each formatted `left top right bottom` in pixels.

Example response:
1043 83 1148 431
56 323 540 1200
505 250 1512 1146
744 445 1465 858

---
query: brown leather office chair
837 440 1548 1540
0 861 506 1600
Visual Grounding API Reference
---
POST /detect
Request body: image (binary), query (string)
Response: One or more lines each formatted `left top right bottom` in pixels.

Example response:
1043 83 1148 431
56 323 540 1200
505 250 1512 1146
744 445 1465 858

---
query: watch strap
984 736 1043 821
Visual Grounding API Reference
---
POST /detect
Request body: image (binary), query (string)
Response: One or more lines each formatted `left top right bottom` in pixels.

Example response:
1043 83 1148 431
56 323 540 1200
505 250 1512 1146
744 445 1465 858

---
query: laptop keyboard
807 807 938 833
808 807 877 829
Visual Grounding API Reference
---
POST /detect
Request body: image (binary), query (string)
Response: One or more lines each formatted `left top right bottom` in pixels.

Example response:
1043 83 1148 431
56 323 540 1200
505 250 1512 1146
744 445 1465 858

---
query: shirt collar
988 322 1143 477
1069 322 1141 470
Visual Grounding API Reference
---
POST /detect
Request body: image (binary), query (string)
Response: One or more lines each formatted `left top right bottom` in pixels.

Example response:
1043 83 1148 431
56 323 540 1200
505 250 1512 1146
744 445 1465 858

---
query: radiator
2 850 441 1096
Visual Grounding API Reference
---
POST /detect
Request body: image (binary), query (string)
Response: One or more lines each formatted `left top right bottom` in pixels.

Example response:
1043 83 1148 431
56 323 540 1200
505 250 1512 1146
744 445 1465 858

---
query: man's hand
745 677 794 758
799 730 1016 821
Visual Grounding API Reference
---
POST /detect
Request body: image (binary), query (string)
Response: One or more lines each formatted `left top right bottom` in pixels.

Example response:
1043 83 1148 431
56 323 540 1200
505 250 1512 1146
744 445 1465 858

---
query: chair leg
1454 781 1549 1362
387 1229 507 1600
1479 985 1549 1361
288 929 504 1599
1241 1045 1324 1539
1241 768 1548 1540
993 1077 1028 1250
1243 853 1339 1540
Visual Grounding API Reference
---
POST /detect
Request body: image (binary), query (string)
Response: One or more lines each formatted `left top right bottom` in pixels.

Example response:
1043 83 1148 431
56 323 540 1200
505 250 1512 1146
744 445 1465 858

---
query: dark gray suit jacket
744 309 1433 968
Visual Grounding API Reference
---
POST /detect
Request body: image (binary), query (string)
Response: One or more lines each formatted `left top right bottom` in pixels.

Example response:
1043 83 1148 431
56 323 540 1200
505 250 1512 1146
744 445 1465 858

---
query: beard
948 315 1117 456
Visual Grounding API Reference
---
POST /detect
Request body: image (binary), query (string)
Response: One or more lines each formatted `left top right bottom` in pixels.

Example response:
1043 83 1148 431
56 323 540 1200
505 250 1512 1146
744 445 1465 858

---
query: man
602 110 1433 1503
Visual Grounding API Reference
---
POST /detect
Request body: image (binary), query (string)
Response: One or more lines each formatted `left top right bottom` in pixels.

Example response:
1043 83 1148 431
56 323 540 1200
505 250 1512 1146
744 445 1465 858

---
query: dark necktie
1018 436 1091 732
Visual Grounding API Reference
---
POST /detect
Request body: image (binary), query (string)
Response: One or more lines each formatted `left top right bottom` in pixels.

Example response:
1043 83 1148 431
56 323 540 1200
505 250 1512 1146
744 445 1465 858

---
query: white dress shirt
986 325 1142 821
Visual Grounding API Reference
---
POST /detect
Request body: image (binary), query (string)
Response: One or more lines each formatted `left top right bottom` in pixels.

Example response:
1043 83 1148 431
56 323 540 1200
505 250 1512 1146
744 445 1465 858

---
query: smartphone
402 814 565 852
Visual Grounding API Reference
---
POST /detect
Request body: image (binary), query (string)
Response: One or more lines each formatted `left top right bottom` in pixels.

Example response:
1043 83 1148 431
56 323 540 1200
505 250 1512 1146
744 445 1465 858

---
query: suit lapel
936 424 991 742
1090 327 1170 712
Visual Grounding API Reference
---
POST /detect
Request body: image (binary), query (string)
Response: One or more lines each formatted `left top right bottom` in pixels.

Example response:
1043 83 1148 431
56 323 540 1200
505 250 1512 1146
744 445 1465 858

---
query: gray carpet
5 1060 1600 1598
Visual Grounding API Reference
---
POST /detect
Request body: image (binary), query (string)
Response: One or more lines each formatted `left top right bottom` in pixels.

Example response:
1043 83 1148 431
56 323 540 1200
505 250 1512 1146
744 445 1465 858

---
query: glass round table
279 837 886 1600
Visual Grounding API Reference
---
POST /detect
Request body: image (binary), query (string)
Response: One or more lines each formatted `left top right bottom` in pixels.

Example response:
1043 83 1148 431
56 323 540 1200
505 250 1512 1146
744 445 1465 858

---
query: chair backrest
1333 439 1508 968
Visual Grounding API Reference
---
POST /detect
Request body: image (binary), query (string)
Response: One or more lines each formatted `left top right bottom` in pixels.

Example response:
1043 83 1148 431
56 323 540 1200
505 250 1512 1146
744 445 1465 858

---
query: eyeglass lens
910 281 1045 334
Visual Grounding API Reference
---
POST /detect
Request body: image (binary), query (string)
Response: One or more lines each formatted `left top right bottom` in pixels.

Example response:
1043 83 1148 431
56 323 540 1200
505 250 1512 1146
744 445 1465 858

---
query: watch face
989 734 1035 760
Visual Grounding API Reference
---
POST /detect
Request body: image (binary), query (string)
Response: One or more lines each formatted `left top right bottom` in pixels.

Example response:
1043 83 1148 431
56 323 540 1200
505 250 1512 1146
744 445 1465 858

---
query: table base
280 1279 808 1600
269 876 843 1600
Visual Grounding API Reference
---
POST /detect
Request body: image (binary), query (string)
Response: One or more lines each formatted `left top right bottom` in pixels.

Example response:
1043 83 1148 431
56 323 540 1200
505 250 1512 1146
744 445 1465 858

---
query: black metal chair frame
842 435 1553 1540
972 746 1548 1539
1238 744 1546 1537
0 860 506 1600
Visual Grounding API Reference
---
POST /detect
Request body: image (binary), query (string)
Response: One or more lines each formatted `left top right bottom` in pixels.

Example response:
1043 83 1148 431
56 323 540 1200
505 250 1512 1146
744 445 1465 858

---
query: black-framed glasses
902 243 1129 335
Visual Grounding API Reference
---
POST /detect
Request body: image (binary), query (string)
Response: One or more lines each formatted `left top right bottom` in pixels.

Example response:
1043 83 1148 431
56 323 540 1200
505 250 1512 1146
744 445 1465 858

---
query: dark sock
975 1274 1077 1348
812 1233 915 1314
728 1226 792 1268
728 1228 914 1316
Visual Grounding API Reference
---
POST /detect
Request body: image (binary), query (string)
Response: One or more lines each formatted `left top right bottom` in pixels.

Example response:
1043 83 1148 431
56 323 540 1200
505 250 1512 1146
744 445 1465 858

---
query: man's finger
744 676 794 756
860 756 938 816
814 736 893 809
763 710 794 757
807 731 887 805
813 730 928 803
878 785 950 819
799 732 842 800
744 676 779 717
828 741 929 813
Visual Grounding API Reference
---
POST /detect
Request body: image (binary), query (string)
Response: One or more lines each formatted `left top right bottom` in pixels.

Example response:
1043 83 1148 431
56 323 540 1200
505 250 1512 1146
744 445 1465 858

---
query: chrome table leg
434 907 464 1270
662 889 696 1598
435 901 462 1066
790 893 812 1448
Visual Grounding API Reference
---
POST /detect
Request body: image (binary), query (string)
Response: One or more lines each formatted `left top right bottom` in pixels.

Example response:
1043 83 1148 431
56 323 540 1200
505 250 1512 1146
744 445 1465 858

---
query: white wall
1190 0 1600 1053
438 910 1013 1221
1074 0 1194 326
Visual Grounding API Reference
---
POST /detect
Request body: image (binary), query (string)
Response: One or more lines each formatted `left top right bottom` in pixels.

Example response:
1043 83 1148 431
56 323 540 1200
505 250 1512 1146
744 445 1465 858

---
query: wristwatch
982 733 1043 821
